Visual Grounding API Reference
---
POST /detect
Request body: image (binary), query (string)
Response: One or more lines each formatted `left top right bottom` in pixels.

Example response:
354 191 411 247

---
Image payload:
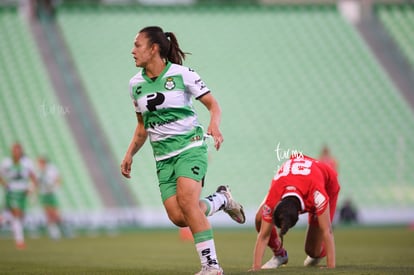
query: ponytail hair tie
165 32 171 39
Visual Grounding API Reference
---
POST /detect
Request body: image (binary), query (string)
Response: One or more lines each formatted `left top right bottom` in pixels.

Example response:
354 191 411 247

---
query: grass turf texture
0 226 413 274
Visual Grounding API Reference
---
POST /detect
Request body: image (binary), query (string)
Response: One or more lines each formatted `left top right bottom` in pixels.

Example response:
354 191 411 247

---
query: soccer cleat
15 242 26 250
194 265 224 275
304 256 321 267
216 185 246 224
261 250 288 269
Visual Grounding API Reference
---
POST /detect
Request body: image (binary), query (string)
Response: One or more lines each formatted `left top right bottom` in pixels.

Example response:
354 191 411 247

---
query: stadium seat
3 4 413 219
376 4 414 70
56 4 414 212
0 7 103 213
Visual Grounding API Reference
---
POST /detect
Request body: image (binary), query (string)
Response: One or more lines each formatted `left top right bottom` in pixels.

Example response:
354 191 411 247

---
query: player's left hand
207 126 223 151
247 266 261 272
120 154 133 179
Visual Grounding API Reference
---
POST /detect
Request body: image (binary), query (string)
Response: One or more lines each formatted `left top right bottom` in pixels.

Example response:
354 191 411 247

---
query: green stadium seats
2 4 413 224
0 8 103 213
56 4 414 213
376 4 414 69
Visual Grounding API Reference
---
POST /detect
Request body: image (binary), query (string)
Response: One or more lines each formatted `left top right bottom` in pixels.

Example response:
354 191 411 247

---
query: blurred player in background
0 143 36 249
36 156 68 239
318 145 338 172
339 198 358 224
121 26 245 275
250 155 340 271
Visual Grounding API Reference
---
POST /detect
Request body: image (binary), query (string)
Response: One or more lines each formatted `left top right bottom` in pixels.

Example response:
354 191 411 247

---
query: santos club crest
164 77 175 90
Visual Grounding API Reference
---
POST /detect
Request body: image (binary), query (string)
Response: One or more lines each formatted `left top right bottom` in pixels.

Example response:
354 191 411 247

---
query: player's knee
177 195 198 215
170 219 187 227
165 207 187 227
167 212 187 227
305 246 320 258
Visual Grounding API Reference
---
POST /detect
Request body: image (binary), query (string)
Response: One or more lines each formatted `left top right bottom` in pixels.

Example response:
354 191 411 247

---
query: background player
120 26 245 275
250 155 340 271
318 145 338 172
36 156 68 239
0 143 37 249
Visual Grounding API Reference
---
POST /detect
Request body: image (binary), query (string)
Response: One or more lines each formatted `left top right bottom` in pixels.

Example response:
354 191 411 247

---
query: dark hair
139 26 186 65
273 196 300 237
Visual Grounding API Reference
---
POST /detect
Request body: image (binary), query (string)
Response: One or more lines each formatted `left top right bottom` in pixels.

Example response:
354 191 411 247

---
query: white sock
201 192 228 216
12 218 24 244
2 210 13 223
48 223 61 239
196 239 220 268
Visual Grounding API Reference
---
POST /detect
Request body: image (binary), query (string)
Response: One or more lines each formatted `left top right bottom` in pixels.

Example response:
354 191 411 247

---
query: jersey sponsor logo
195 78 206 90
164 77 176 90
191 166 200 175
148 117 179 129
285 186 296 191
190 135 202 142
134 85 142 95
313 190 327 211
146 92 165 111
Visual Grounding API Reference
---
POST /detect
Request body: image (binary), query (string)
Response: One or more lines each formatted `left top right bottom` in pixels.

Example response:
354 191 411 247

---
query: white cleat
216 185 246 224
262 252 289 269
194 265 224 275
304 256 321 267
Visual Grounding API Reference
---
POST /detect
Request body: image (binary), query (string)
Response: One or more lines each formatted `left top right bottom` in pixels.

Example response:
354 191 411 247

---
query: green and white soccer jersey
129 62 210 161
0 157 33 192
0 157 33 211
37 164 59 194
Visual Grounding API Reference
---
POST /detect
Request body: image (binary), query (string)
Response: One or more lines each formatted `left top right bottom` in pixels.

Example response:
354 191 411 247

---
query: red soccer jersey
262 155 340 223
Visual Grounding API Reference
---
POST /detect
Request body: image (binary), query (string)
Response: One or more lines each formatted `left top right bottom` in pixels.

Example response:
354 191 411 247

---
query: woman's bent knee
305 246 321 258
164 196 187 227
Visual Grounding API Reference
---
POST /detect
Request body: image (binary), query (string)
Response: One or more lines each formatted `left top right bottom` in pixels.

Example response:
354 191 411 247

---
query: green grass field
0 226 413 274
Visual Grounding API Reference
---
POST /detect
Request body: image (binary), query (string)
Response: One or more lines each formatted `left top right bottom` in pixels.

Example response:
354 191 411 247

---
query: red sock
268 226 285 256
319 244 326 258
256 222 284 256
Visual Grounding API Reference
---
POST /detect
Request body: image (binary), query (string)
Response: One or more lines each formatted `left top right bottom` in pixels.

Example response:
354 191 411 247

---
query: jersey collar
281 192 305 212
142 61 172 83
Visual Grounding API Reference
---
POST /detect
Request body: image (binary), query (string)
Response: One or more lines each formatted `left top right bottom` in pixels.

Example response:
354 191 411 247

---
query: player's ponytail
164 32 186 65
139 26 186 65
273 196 301 238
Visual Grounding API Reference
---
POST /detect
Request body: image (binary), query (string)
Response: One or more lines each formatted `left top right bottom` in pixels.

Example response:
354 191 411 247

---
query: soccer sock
48 223 61 239
200 192 227 216
58 221 72 238
194 229 220 268
319 244 326 258
268 226 284 256
12 217 24 244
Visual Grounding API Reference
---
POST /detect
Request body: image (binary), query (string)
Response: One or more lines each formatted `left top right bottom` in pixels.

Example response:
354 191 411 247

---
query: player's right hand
120 155 133 179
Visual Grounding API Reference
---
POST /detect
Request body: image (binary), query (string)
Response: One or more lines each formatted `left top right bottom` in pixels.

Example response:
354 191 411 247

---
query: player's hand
121 154 133 179
247 266 261 272
207 126 223 151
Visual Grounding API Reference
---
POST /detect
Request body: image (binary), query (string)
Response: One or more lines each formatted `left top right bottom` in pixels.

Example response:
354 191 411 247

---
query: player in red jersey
250 155 340 271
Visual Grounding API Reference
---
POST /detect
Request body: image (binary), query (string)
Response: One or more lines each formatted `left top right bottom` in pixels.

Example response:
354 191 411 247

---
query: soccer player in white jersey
121 26 245 275
36 156 67 239
0 143 37 249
